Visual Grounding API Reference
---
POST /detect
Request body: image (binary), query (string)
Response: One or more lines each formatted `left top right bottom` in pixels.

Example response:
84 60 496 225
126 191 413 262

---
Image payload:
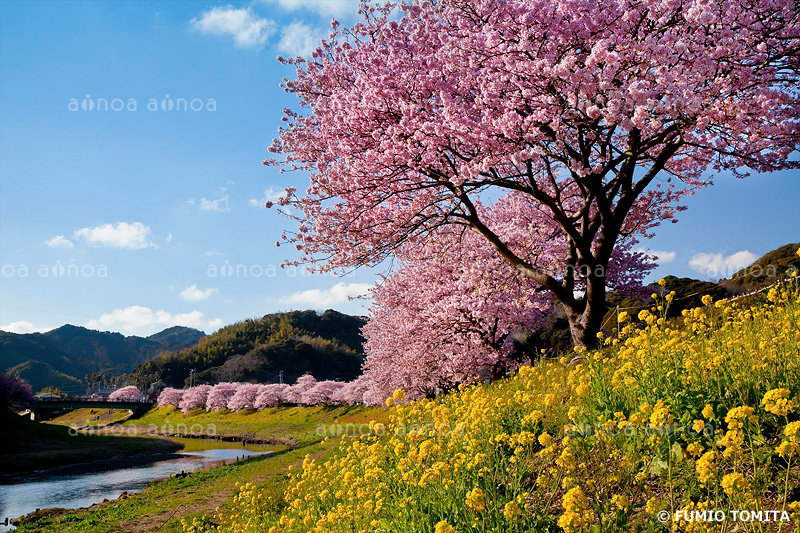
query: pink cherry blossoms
361 193 654 401
206 382 240 412
157 387 184 408
268 0 799 346
158 375 374 411
179 384 212 413
254 384 289 409
109 385 141 402
227 383 262 411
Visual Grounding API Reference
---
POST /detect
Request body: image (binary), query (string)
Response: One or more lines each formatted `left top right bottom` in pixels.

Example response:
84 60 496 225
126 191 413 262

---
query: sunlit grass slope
185 279 800 533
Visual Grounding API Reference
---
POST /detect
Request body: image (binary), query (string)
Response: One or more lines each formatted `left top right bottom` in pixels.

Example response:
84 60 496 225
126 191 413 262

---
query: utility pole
189 369 195 388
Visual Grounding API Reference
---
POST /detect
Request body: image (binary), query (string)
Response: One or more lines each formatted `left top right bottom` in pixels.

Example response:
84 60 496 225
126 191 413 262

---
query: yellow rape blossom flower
721 472 749 495
761 388 794 416
465 487 486 512
434 521 457 533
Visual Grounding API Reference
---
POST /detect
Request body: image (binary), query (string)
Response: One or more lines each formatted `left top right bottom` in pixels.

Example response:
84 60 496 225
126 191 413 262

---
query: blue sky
1 0 798 337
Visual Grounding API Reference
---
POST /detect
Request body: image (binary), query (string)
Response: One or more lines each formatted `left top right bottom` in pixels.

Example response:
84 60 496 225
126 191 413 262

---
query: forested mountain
0 325 205 392
132 310 367 388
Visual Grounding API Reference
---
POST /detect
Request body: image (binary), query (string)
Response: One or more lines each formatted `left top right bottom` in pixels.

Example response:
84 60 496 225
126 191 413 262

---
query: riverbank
11 404 387 532
0 411 182 480
122 403 385 447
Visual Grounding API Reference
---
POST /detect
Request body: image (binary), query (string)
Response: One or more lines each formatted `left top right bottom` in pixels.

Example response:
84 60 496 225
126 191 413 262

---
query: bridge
27 398 155 421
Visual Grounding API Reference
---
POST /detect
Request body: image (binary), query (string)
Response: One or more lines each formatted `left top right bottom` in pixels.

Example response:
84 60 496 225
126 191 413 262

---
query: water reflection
0 447 271 531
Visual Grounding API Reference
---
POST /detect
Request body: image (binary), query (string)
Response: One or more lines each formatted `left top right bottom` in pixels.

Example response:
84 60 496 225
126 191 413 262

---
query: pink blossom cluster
205 382 240 411
158 374 378 412
157 387 184 408
109 385 141 402
178 384 212 413
0 374 35 410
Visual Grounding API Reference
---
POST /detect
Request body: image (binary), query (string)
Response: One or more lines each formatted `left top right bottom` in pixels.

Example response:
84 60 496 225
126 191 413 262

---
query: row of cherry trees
157 374 374 412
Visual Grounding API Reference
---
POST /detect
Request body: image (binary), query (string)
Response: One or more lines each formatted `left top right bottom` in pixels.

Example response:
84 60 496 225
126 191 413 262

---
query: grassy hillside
134 309 367 387
124 403 384 447
183 279 800 532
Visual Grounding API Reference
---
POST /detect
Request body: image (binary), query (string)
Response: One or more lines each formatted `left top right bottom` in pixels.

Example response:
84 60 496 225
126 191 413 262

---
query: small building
34 392 62 400
92 388 118 399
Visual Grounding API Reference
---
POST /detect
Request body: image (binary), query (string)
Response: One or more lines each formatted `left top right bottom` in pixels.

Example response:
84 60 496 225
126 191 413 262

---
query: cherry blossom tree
268 0 799 347
157 387 185 408
301 380 345 405
330 376 370 405
361 193 653 400
254 383 290 409
109 385 141 402
179 384 213 413
227 383 262 411
206 382 240 411
283 374 318 404
0 374 34 411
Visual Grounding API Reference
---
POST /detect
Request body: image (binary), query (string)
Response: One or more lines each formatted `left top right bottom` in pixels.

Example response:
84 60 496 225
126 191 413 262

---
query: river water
0 444 273 531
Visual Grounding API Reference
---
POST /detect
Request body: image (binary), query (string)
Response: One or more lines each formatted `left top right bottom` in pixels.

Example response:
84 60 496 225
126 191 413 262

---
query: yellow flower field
184 279 800 532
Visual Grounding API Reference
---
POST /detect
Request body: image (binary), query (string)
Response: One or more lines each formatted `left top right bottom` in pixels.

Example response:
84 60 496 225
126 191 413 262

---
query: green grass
48 408 134 428
124 404 386 446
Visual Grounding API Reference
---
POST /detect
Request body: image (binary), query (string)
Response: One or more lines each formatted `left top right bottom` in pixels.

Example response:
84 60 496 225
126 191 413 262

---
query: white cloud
190 6 276 49
278 21 323 57
279 281 372 307
44 235 74 249
74 222 156 250
636 248 676 264
181 284 219 301
199 194 231 212
262 0 356 18
86 305 224 336
248 187 284 208
0 320 51 334
689 250 758 278
165 232 173 244
206 250 225 256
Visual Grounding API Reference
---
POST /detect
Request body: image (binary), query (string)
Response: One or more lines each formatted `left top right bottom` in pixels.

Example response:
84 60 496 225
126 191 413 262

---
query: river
0 440 275 531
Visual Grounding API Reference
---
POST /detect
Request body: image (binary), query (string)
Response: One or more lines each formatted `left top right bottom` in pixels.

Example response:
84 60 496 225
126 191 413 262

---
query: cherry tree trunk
563 272 607 350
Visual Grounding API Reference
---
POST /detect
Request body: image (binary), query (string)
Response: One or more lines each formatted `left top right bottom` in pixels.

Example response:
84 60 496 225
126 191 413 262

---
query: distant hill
721 242 800 293
0 325 205 393
133 309 367 388
6 360 83 393
147 325 207 349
